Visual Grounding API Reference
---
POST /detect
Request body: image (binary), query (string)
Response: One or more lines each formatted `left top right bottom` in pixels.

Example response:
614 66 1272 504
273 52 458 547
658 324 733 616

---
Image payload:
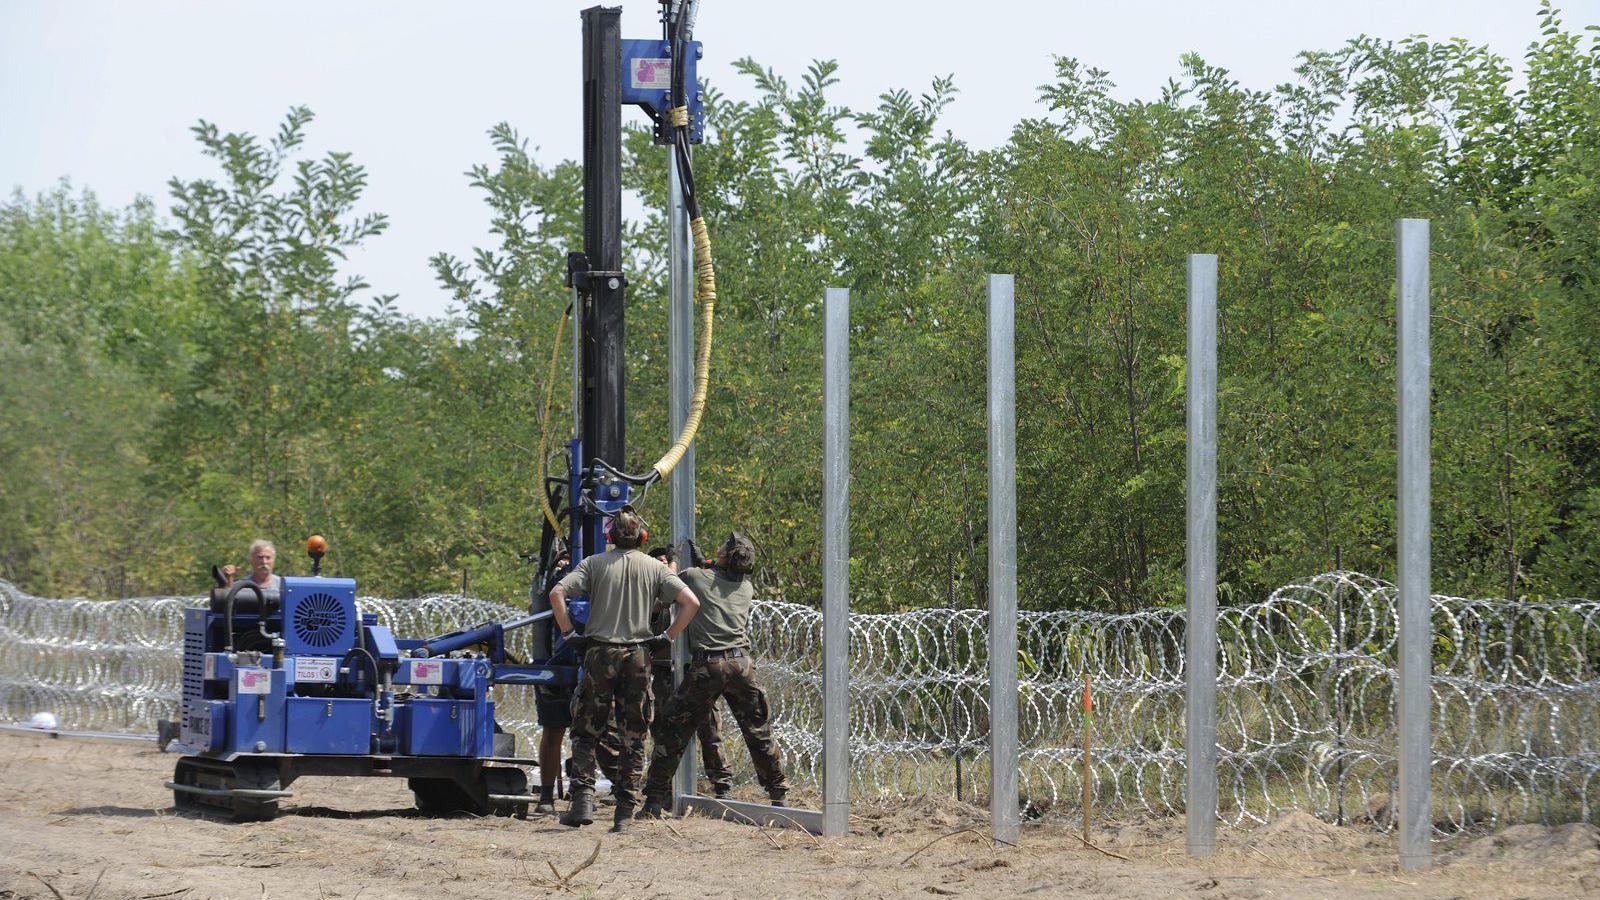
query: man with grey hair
221 539 282 602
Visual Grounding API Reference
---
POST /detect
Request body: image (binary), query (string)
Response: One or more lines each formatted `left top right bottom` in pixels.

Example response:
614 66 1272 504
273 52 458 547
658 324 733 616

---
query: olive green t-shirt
680 566 754 652
558 549 688 643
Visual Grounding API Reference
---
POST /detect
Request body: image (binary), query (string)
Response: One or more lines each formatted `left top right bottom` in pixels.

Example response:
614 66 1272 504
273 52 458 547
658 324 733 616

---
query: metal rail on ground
680 794 824 835
0 723 156 743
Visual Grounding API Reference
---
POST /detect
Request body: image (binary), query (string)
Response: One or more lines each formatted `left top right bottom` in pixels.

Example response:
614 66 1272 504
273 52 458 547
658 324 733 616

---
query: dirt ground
1 732 1597 899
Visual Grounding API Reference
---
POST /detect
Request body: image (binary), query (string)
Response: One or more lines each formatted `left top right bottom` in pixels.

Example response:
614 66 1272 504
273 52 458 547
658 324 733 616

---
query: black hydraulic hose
670 1 686 110
663 0 701 222
222 582 264 653
669 2 701 219
675 135 701 217
342 647 380 691
592 457 660 486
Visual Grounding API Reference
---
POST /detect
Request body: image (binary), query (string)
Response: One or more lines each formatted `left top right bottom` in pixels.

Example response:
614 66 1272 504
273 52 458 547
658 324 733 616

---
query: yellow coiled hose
541 102 714 493
535 212 713 515
650 214 715 480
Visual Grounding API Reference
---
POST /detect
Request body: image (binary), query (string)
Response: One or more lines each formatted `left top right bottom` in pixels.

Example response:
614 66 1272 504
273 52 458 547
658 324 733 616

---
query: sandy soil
1 731 1597 899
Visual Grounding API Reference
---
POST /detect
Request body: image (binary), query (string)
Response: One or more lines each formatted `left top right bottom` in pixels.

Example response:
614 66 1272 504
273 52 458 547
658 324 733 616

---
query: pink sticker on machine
631 58 671 90
237 669 271 695
409 660 444 685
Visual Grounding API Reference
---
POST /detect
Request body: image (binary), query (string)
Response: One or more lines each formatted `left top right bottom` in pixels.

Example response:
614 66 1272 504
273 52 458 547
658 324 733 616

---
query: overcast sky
4 1 1597 319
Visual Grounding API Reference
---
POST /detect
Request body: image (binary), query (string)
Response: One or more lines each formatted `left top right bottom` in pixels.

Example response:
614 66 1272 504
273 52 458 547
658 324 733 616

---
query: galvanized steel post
668 148 698 802
988 274 1020 846
1186 254 1219 858
822 286 851 837
1396 219 1433 872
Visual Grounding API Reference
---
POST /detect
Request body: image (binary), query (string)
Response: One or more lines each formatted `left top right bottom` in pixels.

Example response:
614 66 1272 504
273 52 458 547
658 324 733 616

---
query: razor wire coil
1 572 1596 835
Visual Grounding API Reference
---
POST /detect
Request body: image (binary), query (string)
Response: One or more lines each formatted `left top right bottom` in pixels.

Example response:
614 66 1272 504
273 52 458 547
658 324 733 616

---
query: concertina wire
2 572 1595 835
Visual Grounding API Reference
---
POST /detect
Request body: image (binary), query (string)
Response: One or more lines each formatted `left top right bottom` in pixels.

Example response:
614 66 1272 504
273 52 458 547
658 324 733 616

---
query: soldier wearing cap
640 532 790 817
549 505 699 832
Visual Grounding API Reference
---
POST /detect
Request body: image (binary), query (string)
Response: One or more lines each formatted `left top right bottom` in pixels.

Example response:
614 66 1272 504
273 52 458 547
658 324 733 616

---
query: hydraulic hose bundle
599 0 715 486
651 0 714 482
537 0 715 520
653 201 716 481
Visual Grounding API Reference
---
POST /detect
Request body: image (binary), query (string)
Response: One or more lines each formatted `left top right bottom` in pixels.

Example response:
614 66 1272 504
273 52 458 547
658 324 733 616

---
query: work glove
645 632 672 654
682 538 709 570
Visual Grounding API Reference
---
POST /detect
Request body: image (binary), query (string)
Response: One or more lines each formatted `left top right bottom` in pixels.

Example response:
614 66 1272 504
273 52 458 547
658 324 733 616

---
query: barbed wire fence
2 572 1595 835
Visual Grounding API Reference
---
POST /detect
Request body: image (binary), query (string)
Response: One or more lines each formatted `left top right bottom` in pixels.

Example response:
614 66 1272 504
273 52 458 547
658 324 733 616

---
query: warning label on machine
294 657 337 683
237 669 271 694
408 659 444 685
631 58 672 90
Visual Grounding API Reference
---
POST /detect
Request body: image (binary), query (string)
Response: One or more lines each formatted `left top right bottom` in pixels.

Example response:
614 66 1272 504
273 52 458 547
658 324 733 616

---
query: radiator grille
181 611 204 714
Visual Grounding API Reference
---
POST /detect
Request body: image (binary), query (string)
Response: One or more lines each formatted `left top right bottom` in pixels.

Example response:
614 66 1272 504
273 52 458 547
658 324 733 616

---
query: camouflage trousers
569 642 652 808
593 665 732 794
586 721 622 786
643 652 788 804
651 663 733 795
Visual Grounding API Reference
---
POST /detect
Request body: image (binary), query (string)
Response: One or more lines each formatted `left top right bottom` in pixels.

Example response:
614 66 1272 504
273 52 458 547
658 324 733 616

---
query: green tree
156 107 398 584
0 186 198 594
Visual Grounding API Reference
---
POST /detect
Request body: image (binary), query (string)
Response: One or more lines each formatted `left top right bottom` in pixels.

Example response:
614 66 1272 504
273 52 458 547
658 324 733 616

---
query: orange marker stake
1082 672 1093 845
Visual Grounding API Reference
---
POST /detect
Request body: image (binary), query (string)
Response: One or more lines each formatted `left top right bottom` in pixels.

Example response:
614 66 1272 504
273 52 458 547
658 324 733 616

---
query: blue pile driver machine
168 0 711 822
167 537 586 821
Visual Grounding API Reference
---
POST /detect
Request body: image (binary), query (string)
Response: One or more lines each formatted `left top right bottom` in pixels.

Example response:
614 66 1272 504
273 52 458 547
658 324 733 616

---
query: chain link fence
2 573 1595 834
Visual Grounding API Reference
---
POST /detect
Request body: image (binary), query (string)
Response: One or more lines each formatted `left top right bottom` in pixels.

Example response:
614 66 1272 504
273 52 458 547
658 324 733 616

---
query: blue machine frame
169 572 578 821
621 38 705 144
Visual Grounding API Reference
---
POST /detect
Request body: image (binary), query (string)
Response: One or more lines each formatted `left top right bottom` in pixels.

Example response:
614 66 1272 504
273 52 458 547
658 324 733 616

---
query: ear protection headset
610 504 649 548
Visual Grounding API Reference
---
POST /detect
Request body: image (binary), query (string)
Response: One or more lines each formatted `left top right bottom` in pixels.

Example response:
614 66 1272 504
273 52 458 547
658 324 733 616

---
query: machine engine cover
280 576 358 657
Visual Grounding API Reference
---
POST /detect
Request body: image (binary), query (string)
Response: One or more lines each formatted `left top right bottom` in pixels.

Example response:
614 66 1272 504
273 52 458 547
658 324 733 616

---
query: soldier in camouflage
645 545 733 798
640 532 790 816
549 505 699 832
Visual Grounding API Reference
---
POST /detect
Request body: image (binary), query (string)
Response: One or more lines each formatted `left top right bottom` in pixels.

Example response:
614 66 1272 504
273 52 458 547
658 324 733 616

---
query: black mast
579 5 627 548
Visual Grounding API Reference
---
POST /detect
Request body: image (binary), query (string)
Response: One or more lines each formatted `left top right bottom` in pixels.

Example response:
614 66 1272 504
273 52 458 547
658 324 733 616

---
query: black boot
611 804 634 833
639 798 665 819
560 786 595 827
535 785 555 815
769 790 788 808
713 785 732 800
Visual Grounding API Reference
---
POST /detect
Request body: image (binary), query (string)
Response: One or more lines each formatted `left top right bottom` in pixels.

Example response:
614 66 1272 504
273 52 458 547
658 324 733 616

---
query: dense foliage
3 5 1597 610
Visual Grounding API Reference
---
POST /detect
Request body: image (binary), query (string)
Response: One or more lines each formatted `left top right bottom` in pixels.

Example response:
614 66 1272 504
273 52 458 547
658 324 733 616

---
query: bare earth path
1 732 1597 899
